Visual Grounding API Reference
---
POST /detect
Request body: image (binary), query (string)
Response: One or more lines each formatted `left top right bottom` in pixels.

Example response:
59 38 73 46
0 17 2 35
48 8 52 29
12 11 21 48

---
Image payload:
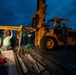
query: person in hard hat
1 30 13 50
0 37 2 47
61 23 68 50
3 30 6 38
22 28 27 46
25 31 33 48
27 31 32 44
15 31 20 46
0 30 6 47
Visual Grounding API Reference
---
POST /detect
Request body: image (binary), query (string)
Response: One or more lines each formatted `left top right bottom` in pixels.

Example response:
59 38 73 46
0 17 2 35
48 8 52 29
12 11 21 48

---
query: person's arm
57 27 62 30
54 25 62 30
8 30 13 40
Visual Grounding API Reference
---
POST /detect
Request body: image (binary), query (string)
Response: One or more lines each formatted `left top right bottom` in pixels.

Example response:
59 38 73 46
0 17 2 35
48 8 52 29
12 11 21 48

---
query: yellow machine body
31 0 76 51
0 25 22 31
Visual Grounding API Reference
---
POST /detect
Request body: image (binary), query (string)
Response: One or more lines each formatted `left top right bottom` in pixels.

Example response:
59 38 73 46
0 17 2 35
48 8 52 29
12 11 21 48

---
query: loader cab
47 18 68 34
46 18 76 48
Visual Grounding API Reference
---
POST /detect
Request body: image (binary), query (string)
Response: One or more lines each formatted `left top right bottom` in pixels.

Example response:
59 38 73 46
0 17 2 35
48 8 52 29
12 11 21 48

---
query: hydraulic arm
32 0 47 47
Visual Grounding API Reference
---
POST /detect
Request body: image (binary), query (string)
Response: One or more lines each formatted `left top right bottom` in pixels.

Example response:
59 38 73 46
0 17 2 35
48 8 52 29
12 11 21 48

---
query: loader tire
40 36 57 51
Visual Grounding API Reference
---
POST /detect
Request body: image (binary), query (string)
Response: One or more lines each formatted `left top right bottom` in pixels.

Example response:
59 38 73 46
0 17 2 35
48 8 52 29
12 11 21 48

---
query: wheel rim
45 39 54 49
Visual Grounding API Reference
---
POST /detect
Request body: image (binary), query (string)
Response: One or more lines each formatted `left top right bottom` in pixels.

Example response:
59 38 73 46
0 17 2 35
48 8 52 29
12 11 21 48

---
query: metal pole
18 31 22 54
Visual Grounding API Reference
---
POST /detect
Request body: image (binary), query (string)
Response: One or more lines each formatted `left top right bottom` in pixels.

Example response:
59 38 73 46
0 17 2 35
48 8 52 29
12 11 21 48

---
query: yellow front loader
32 0 76 51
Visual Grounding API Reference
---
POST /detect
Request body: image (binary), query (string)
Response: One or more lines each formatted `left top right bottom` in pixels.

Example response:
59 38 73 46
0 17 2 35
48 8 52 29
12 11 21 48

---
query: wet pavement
0 64 8 75
31 47 76 73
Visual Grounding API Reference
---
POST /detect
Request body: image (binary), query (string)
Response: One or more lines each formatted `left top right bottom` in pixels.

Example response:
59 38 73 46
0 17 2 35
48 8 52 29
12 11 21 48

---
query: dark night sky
0 0 76 30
